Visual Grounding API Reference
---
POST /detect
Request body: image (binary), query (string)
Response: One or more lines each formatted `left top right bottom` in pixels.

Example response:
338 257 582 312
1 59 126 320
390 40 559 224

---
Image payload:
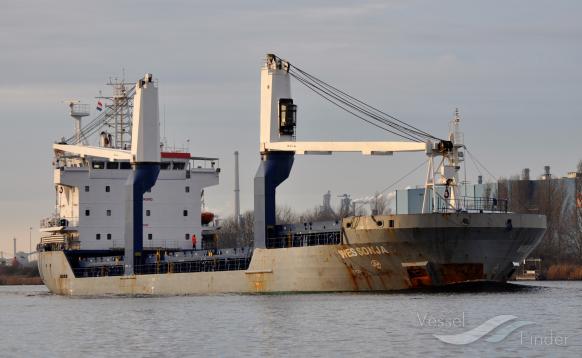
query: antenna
65 100 90 144
97 75 135 149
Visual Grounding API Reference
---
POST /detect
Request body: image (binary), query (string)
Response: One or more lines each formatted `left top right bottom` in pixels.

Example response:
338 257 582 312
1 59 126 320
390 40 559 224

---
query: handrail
434 196 508 213
266 231 341 248
40 216 79 228
71 256 252 278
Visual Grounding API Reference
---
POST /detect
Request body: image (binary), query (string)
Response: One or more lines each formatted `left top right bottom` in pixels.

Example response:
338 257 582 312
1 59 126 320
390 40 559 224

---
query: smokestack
234 151 240 226
323 190 331 211
522 168 530 181
13 237 16 258
478 175 483 185
544 165 551 180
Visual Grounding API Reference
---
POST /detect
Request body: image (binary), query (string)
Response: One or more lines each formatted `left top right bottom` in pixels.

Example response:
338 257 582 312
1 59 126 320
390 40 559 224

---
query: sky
0 0 581 255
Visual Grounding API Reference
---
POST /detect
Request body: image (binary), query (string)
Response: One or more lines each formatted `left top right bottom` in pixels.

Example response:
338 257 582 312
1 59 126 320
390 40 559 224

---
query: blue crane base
253 151 294 248
124 163 160 275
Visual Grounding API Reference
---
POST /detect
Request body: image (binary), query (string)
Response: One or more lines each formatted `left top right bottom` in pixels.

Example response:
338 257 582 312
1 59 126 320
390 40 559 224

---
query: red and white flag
96 100 103 111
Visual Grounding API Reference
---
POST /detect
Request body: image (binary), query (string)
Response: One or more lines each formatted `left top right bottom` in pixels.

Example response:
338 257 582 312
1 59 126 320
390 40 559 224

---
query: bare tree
298 206 338 223
531 179 570 263
276 205 298 224
572 167 582 263
216 210 254 248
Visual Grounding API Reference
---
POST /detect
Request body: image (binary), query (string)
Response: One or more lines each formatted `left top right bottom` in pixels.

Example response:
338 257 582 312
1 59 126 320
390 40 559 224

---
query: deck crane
253 54 464 247
52 74 160 275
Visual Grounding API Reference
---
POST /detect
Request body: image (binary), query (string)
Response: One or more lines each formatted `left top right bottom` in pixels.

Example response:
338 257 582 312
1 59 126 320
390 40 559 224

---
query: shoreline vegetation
545 264 582 280
0 265 42 285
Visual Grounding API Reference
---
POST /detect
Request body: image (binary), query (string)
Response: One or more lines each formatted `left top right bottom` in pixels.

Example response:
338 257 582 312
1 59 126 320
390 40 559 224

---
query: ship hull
38 213 546 296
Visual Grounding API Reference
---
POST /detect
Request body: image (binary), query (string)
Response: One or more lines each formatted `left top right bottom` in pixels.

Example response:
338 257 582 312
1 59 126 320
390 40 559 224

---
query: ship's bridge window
185 186 190 193
120 162 131 170
148 233 153 240
183 210 188 217
84 186 90 192
146 210 151 216
105 186 110 192
160 162 171 170
173 162 185 170
85 209 90 216
106 162 119 169
106 209 111 216
107 233 112 240
92 161 105 169
96 233 101 240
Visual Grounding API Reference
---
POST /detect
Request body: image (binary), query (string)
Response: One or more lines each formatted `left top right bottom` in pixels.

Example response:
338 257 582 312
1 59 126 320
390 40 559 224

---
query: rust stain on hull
405 266 433 288
335 244 409 291
435 263 484 284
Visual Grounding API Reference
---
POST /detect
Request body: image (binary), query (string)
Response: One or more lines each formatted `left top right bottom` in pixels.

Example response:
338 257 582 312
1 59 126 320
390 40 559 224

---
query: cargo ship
38 55 546 295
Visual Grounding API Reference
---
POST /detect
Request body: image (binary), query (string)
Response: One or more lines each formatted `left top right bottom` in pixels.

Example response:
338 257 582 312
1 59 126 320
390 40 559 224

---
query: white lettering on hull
337 245 391 259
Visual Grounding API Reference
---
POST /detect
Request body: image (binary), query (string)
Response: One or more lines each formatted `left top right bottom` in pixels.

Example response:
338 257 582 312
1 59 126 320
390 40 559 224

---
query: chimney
234 151 240 226
543 165 551 180
521 168 530 181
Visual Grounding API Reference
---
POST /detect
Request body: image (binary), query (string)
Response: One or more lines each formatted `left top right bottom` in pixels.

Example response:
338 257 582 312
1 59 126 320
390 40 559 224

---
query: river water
0 281 580 357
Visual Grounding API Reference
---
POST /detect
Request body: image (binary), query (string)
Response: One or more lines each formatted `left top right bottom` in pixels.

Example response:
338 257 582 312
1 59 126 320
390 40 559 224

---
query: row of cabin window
85 209 189 216
84 186 190 193
96 233 191 241
95 233 112 240
91 162 186 170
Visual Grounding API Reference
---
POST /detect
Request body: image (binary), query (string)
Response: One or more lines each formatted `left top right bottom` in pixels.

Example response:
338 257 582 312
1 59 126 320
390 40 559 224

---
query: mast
422 108 464 213
97 77 134 149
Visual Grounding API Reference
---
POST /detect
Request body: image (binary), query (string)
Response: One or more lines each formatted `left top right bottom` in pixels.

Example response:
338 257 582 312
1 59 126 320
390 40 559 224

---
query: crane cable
289 69 425 142
290 65 438 141
272 55 443 143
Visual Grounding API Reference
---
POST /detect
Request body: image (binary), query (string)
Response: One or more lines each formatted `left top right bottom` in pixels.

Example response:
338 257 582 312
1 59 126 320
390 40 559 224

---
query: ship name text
337 245 390 259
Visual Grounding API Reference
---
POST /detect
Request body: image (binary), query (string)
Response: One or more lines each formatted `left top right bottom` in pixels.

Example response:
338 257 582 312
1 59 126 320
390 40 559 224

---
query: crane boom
264 140 427 155
260 54 431 156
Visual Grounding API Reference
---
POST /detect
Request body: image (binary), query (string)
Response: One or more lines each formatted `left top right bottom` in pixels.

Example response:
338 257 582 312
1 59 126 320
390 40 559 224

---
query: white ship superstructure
42 152 218 251
41 78 219 252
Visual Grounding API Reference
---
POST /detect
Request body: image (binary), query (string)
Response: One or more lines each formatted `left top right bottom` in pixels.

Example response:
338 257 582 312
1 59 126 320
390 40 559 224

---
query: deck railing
40 216 79 229
266 231 341 249
434 196 508 213
71 256 252 278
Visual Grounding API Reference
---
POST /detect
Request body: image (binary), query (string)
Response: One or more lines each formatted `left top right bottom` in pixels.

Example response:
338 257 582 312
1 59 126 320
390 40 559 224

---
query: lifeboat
201 212 214 225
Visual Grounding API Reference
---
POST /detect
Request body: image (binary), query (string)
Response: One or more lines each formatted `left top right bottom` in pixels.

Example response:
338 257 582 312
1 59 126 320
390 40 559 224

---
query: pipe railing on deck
266 231 341 249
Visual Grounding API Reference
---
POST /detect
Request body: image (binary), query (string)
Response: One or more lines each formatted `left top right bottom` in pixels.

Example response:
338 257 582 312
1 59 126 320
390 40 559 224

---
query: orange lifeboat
201 212 214 225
